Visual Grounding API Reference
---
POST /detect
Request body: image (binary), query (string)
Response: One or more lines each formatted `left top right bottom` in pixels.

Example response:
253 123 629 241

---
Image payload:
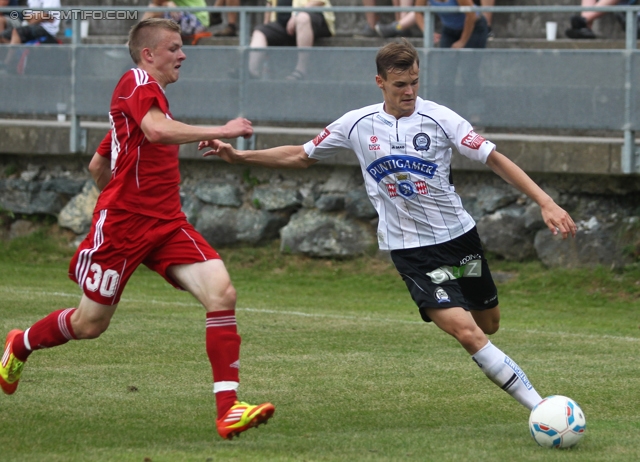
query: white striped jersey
303 97 496 250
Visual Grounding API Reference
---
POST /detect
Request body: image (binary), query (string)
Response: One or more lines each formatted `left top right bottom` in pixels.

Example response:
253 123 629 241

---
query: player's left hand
540 202 577 239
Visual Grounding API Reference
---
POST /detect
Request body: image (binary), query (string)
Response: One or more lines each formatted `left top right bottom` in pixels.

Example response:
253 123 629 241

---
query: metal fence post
69 16 86 154
623 9 638 173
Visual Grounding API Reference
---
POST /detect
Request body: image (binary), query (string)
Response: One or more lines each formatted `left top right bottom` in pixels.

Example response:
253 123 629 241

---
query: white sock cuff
472 340 494 360
213 381 239 394
23 328 32 351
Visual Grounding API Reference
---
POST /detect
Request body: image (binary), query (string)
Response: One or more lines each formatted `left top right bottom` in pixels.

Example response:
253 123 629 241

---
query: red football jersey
95 68 183 220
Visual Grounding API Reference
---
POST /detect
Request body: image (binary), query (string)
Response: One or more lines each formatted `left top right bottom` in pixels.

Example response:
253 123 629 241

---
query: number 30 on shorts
85 263 120 297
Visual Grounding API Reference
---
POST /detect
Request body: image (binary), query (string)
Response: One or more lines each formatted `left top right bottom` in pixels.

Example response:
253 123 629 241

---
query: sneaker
375 21 411 38
570 14 588 30
375 22 399 38
216 401 275 440
354 24 377 38
214 23 237 37
0 330 26 395
565 27 596 39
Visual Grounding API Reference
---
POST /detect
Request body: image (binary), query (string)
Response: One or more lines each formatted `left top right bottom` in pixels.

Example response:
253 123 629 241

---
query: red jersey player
0 18 274 440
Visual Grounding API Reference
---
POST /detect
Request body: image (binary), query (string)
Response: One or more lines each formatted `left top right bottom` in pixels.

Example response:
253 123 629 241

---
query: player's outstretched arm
141 107 253 145
485 150 577 239
88 152 112 191
200 141 318 169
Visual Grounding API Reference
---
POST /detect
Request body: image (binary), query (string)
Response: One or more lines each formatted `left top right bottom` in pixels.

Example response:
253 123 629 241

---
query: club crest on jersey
367 155 438 183
461 130 486 149
434 287 450 304
312 128 330 146
385 174 428 199
413 133 431 151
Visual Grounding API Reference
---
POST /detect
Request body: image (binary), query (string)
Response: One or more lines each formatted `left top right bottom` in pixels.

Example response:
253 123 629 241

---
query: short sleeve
440 107 495 163
124 84 165 127
97 131 111 158
303 115 351 160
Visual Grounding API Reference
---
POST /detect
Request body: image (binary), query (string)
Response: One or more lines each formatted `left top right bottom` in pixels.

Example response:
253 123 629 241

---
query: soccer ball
529 395 586 448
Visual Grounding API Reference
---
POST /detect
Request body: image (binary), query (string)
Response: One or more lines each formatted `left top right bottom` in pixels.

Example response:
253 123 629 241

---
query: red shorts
68 209 220 305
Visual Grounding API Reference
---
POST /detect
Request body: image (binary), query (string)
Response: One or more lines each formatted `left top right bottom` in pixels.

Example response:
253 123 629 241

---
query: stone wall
1 154 638 268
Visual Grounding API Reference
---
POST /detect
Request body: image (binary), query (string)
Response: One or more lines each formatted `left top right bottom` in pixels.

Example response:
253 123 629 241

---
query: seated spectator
142 0 210 37
211 0 239 37
0 0 22 35
0 0 60 45
565 0 638 39
248 0 335 81
380 0 488 46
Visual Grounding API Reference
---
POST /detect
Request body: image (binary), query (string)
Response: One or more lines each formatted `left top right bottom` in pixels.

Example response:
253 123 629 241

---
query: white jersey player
202 39 577 414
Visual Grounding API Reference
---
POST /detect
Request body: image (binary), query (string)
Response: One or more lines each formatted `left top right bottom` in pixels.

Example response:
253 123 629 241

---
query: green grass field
1 232 639 461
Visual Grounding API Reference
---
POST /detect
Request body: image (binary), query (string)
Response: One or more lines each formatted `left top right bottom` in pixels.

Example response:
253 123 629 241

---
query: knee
205 282 237 313
295 12 312 28
452 326 486 353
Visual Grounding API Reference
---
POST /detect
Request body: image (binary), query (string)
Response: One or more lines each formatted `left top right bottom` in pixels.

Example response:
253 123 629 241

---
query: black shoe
565 27 596 39
570 15 588 30
375 21 411 38
354 24 377 38
214 23 237 37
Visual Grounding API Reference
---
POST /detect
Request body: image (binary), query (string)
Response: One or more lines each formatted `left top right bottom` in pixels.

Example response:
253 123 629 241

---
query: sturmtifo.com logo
13 9 139 21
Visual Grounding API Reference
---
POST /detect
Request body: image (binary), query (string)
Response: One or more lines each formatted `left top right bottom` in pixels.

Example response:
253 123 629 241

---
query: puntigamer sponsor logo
366 155 437 183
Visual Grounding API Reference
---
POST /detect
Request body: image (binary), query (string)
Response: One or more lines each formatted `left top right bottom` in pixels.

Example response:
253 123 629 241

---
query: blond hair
128 18 181 64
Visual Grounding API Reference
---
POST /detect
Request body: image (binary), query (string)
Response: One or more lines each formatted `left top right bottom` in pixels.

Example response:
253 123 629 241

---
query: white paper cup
546 21 557 41
56 103 67 122
80 20 89 39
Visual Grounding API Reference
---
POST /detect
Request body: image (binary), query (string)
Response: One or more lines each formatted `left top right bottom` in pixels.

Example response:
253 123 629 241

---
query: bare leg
292 12 314 77
248 29 268 78
471 305 500 335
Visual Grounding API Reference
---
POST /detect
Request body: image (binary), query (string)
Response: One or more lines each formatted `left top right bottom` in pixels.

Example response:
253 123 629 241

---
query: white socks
472 340 542 410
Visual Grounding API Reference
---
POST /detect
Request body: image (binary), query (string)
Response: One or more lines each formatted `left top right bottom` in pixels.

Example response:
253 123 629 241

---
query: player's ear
375 75 384 90
140 47 153 63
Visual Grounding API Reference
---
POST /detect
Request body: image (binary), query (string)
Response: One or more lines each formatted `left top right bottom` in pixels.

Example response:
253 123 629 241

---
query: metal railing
1 5 639 173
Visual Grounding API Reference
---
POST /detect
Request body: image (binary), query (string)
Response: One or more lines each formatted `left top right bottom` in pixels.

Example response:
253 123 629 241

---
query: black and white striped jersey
303 97 496 250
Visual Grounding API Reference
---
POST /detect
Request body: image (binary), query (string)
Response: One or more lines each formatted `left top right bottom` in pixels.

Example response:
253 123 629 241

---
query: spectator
248 0 335 81
142 0 210 37
0 0 22 35
415 0 488 48
565 0 632 39
211 0 239 37
0 0 60 72
0 0 60 45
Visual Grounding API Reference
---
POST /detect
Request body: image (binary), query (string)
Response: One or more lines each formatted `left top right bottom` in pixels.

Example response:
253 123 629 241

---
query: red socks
206 310 241 417
12 308 77 361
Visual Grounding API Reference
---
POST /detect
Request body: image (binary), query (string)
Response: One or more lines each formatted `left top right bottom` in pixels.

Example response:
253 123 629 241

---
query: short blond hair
376 38 420 80
128 18 181 64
